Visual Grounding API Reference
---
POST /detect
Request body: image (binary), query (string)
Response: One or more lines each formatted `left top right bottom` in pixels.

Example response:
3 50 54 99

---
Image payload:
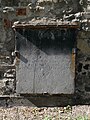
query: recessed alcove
13 23 78 95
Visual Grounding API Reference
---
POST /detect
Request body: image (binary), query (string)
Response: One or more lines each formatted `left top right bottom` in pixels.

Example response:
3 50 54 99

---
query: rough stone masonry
0 0 90 106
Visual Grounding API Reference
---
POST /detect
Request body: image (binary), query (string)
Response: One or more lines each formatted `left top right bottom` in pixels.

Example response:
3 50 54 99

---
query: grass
43 116 52 120
75 116 89 120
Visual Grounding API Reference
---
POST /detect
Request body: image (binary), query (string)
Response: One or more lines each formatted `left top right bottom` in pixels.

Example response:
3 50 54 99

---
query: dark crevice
83 64 89 70
77 63 83 72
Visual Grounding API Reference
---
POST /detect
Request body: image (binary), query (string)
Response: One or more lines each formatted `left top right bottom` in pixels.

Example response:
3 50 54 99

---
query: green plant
43 116 52 120
76 115 88 120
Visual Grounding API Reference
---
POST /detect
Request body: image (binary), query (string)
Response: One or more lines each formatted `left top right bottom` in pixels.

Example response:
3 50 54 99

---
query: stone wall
75 31 90 104
0 0 90 106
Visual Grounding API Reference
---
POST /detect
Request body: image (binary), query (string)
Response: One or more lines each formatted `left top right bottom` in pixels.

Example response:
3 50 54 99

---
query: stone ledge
0 65 15 71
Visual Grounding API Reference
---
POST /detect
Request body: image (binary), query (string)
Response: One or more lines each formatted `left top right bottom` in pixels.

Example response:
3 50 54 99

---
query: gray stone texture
16 29 74 94
0 0 89 105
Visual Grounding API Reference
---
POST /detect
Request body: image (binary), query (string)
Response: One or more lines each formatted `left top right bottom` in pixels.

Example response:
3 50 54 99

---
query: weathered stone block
77 37 90 54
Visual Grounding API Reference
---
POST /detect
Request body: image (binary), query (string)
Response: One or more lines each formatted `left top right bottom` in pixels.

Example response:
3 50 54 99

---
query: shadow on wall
16 28 77 55
1 93 90 107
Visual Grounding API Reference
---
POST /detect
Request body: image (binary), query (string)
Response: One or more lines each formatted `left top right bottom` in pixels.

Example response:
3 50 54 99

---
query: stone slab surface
16 29 75 94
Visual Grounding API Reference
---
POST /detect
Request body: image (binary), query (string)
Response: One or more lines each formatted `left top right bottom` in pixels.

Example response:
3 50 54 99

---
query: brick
16 8 26 16
3 19 12 28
